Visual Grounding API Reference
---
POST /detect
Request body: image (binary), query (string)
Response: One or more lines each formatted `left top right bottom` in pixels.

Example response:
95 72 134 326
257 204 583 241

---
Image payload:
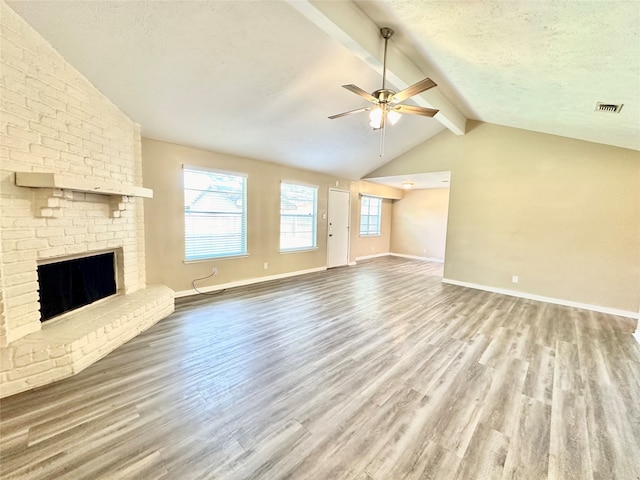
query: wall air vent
596 102 623 113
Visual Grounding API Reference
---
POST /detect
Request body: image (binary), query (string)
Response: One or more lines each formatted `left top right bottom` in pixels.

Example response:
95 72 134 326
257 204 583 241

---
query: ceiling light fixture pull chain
379 115 386 157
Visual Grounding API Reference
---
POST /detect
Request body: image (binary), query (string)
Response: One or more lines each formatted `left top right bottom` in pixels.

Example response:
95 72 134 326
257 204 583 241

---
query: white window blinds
183 167 247 260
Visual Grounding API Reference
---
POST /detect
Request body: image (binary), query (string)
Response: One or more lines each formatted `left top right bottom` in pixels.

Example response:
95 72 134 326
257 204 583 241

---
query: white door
327 189 350 268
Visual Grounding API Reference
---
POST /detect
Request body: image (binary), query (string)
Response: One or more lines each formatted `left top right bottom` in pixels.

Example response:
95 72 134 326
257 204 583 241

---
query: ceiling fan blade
394 104 439 117
391 78 437 103
328 106 371 120
342 84 378 103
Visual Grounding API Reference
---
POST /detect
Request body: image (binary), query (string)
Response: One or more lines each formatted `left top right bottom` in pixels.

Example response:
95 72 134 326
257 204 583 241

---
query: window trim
183 165 248 261
279 181 318 253
359 194 382 237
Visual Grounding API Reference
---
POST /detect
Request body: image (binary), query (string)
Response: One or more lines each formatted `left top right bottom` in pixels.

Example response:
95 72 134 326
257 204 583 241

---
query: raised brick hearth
0 3 174 397
0 286 174 398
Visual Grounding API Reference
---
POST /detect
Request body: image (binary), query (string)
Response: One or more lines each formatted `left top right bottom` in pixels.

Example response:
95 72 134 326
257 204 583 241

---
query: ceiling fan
328 27 439 156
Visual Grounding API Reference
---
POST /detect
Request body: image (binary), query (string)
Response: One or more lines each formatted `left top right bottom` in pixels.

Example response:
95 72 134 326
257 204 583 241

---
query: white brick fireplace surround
0 2 174 398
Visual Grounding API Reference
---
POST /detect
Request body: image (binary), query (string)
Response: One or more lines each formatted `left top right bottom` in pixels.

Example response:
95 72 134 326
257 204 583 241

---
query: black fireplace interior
37 252 117 322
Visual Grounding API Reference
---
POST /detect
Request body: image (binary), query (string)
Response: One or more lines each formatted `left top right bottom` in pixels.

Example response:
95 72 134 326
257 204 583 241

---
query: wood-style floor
1 257 639 480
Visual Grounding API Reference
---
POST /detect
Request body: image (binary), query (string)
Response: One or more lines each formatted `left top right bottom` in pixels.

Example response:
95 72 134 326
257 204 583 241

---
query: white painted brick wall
0 2 147 345
0 2 173 402
0 2 173 398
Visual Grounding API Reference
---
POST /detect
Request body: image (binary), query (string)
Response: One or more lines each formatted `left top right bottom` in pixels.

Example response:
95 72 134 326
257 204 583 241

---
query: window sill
184 253 249 264
360 234 382 238
279 247 318 254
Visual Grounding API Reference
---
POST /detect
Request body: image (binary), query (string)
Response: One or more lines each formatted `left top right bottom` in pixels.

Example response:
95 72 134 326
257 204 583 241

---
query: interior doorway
364 171 451 277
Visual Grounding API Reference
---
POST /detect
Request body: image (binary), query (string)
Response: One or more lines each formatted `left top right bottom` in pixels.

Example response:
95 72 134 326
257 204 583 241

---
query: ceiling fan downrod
377 27 393 157
380 27 394 91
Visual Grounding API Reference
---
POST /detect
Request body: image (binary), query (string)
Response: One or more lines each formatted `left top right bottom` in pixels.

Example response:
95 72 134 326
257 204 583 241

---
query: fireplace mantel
15 172 153 218
15 172 153 198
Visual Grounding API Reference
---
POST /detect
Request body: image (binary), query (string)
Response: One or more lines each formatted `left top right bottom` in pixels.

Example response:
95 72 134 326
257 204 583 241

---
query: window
280 182 318 251
183 167 247 260
360 195 382 236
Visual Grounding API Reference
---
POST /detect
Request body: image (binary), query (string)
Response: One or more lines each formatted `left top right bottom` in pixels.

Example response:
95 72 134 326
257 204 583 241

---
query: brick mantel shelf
15 172 153 198
15 172 153 218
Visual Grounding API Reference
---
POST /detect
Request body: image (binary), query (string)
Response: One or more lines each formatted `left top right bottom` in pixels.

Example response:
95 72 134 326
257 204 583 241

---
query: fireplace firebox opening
37 251 118 322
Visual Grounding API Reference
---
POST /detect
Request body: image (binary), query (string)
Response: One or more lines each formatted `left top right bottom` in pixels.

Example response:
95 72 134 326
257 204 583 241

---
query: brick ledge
0 285 175 398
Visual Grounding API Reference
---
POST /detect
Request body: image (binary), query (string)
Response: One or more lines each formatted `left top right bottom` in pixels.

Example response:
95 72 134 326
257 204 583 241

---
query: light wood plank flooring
1 257 639 479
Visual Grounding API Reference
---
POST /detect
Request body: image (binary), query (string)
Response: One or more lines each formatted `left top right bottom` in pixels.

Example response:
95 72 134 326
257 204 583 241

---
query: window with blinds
183 167 247 260
360 195 382 236
280 182 318 251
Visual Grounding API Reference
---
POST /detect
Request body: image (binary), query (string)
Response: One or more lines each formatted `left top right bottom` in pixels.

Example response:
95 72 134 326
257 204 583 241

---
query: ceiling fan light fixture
387 109 401 125
369 107 401 129
369 107 383 128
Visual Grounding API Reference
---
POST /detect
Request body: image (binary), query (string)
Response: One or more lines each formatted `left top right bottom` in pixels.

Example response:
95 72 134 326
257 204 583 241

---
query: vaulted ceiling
8 1 639 180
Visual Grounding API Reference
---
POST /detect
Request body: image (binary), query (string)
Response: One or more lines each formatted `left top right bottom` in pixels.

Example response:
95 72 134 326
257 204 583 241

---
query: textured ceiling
5 0 445 180
7 0 639 183
359 0 640 151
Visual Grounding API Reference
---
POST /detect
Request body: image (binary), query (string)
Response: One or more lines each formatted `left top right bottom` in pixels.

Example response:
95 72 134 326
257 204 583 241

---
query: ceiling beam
288 0 467 136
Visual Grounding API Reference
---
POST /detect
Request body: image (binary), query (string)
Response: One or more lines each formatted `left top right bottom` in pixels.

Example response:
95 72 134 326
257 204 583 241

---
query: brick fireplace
0 2 174 398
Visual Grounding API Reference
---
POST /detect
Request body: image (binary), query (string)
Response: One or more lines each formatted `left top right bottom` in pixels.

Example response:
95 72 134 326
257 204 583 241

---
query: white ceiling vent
596 102 623 113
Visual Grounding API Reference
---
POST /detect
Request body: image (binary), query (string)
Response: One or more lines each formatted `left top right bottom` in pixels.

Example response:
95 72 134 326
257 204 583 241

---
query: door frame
327 188 351 268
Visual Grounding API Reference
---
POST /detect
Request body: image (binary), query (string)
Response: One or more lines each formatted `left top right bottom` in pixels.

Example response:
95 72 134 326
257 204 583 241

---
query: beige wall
142 138 353 294
391 188 450 261
368 121 640 313
355 180 403 200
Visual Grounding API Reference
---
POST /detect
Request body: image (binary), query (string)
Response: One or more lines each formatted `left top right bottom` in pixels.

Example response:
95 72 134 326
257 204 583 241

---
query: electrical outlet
512 275 518 284
264 262 268 269
211 267 218 275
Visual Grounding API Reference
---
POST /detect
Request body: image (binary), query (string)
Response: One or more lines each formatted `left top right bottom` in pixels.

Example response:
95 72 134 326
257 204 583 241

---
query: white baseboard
442 278 639 320
390 253 444 264
175 266 327 298
348 261 357 266
354 253 445 264
355 253 390 261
